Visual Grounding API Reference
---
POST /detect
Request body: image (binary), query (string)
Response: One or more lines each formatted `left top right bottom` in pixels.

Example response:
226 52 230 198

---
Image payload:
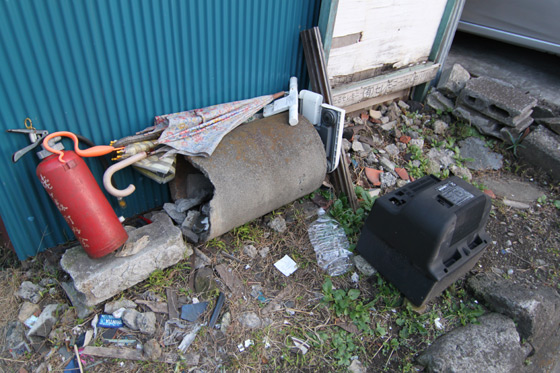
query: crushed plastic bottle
307 210 353 276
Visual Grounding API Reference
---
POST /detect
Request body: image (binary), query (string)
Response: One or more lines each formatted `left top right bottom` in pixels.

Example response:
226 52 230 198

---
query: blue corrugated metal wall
0 0 320 260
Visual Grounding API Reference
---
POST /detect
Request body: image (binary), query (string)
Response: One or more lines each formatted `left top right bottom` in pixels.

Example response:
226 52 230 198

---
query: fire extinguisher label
39 174 53 190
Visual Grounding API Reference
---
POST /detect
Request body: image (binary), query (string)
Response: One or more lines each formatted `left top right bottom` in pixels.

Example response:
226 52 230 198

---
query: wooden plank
327 0 447 79
80 346 198 365
332 63 439 108
166 288 179 319
343 90 409 114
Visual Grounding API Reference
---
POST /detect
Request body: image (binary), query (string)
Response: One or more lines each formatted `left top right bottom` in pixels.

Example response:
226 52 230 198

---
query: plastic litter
307 210 353 276
97 314 124 328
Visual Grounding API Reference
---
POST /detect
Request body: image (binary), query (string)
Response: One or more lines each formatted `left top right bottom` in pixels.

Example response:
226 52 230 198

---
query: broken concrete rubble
60 212 191 307
467 272 560 351
518 125 560 182
417 313 531 373
437 63 471 98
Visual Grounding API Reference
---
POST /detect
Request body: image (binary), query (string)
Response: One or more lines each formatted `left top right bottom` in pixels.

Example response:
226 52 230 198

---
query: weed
506 132 525 157
232 221 264 246
328 186 376 246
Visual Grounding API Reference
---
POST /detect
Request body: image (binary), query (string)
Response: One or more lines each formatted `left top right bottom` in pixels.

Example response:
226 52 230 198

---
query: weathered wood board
332 63 439 108
327 0 447 85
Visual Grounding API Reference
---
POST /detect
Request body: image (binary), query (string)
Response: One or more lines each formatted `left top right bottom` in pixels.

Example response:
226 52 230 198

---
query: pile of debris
428 64 537 142
427 63 560 181
163 188 212 244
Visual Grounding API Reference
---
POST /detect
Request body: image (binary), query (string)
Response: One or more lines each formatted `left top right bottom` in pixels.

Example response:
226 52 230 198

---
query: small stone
181 210 201 231
352 140 365 153
437 63 471 97
193 247 212 269
349 359 367 373
342 138 351 152
122 309 140 330
268 216 287 233
220 312 231 333
39 278 56 287
353 116 364 125
381 120 397 131
163 203 186 225
449 165 472 182
380 116 390 124
427 148 455 168
379 156 396 172
181 227 199 244
365 152 378 165
104 299 137 314
409 138 424 149
143 338 162 359
175 189 210 213
361 143 371 153
16 281 45 304
243 244 258 259
433 120 449 134
369 109 382 120
387 103 401 121
259 247 270 258
384 144 399 157
18 302 41 324
398 100 410 110
4 321 26 353
194 267 217 293
380 172 397 189
238 312 262 329
353 255 377 277
27 304 66 338
505 240 512 247
137 312 157 335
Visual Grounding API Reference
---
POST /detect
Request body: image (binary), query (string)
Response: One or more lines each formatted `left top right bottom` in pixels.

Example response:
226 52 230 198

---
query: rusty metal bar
300 27 359 211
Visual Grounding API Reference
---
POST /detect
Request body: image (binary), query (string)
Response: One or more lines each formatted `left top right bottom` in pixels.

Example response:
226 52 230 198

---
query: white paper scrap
274 255 298 276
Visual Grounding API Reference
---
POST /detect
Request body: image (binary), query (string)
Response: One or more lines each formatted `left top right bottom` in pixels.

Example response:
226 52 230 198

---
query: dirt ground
0 101 558 373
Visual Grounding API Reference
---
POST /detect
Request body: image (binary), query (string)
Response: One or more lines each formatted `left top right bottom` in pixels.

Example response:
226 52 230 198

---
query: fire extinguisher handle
43 131 123 162
103 151 148 198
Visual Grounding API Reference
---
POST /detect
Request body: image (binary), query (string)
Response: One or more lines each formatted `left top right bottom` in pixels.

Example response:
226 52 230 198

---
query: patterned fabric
156 94 275 157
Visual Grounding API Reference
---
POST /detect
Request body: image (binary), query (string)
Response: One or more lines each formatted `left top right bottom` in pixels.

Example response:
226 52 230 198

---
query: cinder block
437 63 471 98
459 77 537 127
61 212 192 306
453 105 502 139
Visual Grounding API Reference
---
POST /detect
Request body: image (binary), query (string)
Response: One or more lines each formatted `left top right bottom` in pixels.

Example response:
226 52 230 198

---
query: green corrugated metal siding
0 0 320 260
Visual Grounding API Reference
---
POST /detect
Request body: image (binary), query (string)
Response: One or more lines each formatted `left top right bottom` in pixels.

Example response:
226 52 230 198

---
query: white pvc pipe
103 152 148 198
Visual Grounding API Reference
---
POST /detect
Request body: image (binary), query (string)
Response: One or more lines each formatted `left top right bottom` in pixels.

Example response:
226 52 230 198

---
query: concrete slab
459 137 503 171
60 212 192 307
475 176 545 204
437 63 471 98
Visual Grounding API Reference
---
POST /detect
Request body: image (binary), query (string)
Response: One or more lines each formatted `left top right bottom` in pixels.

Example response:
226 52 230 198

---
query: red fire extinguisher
34 131 129 258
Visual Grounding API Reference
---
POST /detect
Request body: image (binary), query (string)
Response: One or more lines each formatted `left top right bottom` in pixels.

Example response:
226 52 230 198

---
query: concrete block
417 313 531 373
452 105 503 139
518 125 560 182
61 212 192 307
467 273 560 351
426 90 455 113
437 63 471 98
459 77 537 127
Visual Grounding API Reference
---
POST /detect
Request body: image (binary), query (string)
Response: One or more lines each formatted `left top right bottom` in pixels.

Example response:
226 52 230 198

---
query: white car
458 0 560 55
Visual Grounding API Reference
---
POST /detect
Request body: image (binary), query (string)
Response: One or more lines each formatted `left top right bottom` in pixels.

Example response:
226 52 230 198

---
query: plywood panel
328 0 447 82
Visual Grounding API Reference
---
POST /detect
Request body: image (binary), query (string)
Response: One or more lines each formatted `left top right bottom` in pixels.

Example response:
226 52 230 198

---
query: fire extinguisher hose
103 151 149 198
43 131 123 163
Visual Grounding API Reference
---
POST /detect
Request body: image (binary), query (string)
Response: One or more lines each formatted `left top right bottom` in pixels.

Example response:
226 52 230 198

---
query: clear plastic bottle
307 210 353 276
